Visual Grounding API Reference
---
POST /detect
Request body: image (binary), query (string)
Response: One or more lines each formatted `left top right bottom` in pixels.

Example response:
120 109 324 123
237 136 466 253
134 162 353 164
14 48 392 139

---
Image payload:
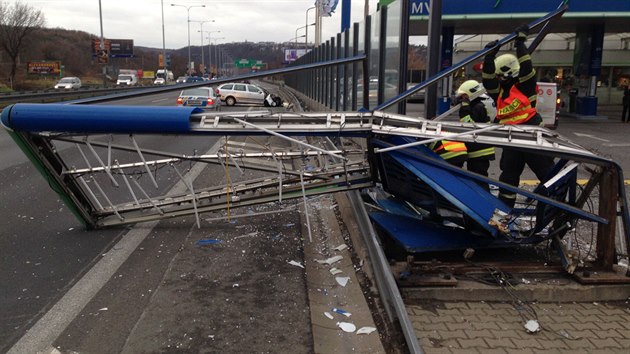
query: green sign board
234 58 265 69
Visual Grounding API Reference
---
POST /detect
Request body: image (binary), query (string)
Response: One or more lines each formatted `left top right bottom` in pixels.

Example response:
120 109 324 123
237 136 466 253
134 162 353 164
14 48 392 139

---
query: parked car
176 87 221 110
153 77 166 85
176 76 188 84
116 74 138 86
216 82 266 106
54 77 81 89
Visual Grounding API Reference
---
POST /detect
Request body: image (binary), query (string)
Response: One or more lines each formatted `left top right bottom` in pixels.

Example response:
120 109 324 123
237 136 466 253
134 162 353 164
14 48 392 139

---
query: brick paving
408 301 630 353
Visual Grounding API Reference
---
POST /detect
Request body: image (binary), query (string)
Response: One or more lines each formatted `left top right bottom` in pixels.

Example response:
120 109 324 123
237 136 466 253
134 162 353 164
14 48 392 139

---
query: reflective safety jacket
496 84 537 125
459 98 496 161
430 140 467 162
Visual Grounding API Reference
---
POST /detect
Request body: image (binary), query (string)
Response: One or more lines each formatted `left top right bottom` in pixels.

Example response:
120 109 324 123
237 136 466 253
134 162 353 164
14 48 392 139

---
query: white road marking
150 98 168 103
8 139 224 354
573 132 610 142
603 143 630 147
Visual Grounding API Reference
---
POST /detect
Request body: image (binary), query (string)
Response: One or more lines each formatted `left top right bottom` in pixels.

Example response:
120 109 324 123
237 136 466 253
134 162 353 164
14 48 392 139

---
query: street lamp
161 0 166 75
295 23 315 49
192 20 214 74
171 3 206 75
212 37 225 77
201 30 221 77
305 6 315 48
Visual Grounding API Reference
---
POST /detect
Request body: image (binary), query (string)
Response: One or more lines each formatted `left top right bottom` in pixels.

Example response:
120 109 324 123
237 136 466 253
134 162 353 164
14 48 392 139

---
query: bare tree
0 1 45 88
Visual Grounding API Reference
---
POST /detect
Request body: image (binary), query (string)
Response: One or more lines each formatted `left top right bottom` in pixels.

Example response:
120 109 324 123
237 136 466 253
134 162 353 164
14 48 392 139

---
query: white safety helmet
495 53 520 79
456 80 486 99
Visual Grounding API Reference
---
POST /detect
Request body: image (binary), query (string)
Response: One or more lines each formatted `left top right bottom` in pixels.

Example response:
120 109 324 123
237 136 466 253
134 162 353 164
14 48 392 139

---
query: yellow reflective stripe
442 141 467 152
520 70 536 82
487 87 499 94
460 115 474 123
468 147 495 159
482 72 496 79
499 112 531 124
499 192 517 200
441 150 467 160
518 54 531 64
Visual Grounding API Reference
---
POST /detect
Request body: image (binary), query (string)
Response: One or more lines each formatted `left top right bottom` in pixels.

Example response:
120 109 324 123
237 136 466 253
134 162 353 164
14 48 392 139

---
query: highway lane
0 84 279 352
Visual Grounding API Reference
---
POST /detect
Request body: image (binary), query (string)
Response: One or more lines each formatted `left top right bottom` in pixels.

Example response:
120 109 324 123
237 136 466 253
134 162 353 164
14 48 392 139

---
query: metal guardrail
0 85 156 107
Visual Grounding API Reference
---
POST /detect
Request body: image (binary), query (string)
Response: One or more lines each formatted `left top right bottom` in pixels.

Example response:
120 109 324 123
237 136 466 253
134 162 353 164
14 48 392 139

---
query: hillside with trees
0 0 427 91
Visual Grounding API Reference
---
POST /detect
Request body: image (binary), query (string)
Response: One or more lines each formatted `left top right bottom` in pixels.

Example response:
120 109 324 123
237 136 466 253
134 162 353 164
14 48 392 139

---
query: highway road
0 82 311 353
2 92 630 353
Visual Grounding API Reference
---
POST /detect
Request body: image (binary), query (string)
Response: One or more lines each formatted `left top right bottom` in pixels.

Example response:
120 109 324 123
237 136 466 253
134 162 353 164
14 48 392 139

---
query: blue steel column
341 0 351 32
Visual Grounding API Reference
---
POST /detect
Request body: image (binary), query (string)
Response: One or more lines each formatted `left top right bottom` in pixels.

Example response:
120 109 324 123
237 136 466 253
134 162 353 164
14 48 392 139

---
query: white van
116 74 138 86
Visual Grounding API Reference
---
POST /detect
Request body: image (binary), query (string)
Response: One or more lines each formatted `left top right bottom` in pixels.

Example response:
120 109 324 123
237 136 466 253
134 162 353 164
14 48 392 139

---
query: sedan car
176 87 221 110
54 77 81 89
185 76 204 83
176 76 188 84
216 82 266 106
153 77 165 85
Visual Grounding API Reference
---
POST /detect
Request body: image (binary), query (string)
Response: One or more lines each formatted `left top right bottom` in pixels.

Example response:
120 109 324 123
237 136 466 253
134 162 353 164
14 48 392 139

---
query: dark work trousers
623 103 630 122
498 148 555 208
466 158 491 192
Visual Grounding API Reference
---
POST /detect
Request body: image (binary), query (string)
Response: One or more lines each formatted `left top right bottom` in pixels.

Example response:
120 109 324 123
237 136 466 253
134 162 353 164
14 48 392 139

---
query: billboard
27 61 61 75
92 38 134 58
284 49 308 62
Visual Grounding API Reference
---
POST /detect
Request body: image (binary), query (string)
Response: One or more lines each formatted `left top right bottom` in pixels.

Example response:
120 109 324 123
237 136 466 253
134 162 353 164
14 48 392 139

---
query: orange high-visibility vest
431 140 467 160
496 85 537 125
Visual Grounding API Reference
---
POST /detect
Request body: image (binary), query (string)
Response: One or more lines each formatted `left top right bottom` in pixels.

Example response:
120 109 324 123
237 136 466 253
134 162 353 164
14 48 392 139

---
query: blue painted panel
2 104 202 134
410 0 630 16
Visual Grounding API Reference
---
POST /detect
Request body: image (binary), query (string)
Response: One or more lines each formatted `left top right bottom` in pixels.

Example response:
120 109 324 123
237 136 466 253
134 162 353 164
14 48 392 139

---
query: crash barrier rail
0 85 160 107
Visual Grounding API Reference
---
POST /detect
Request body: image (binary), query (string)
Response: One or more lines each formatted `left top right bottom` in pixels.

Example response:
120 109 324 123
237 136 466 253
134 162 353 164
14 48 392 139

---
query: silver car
216 82 266 106
54 77 81 89
176 87 221 110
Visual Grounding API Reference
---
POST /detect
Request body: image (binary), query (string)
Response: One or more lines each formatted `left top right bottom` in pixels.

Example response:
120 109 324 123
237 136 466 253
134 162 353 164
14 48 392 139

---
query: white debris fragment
232 284 239 288
98 307 108 311
288 260 305 268
521 278 531 284
333 244 348 252
335 276 350 287
356 326 377 335
324 312 334 320
524 319 541 333
329 268 343 275
337 322 356 333
316 255 343 265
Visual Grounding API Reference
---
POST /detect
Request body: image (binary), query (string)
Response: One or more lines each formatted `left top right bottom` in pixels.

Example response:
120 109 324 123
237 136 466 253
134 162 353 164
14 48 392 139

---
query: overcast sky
18 0 381 48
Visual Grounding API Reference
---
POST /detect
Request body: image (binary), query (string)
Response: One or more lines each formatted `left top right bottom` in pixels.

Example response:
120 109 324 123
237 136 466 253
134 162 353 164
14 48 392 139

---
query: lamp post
212 37 225 77
295 23 316 49
305 6 315 48
192 20 214 75
161 0 166 75
171 3 206 75
201 30 221 77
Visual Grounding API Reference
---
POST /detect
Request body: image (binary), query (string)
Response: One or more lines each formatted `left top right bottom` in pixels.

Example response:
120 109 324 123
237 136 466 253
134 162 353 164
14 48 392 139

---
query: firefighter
455 80 496 190
429 139 468 168
482 24 555 208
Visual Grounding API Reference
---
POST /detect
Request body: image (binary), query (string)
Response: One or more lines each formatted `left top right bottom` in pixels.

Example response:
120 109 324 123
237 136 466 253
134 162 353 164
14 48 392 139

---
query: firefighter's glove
515 24 529 42
484 40 500 57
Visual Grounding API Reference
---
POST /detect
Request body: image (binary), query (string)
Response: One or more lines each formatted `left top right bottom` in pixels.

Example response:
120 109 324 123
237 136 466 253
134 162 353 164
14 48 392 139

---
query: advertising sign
284 49 308 62
92 38 134 58
27 61 61 75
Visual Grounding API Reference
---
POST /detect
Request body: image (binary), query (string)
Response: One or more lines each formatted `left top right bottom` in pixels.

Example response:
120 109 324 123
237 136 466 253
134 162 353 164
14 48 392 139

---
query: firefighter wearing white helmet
481 24 554 208
455 80 495 189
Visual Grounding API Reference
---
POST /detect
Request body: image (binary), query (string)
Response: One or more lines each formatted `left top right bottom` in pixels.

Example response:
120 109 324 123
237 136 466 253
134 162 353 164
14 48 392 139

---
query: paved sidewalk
408 300 630 354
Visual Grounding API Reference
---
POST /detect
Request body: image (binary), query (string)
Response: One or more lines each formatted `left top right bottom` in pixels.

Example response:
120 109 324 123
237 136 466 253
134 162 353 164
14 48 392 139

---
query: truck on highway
116 69 140 86
155 69 174 83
